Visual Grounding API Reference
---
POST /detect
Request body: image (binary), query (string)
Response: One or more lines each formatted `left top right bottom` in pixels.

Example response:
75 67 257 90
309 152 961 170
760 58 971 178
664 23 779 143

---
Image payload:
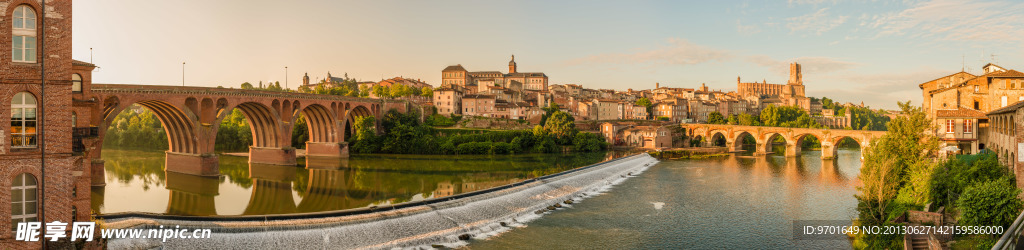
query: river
94 147 861 248
92 149 617 216
471 148 862 249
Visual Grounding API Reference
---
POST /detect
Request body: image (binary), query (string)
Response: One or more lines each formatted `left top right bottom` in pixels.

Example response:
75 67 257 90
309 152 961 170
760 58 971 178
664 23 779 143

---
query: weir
101 154 659 249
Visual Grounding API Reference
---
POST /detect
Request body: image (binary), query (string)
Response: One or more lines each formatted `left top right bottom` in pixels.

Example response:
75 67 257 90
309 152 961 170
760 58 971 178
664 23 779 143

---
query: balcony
73 126 99 138
72 137 85 153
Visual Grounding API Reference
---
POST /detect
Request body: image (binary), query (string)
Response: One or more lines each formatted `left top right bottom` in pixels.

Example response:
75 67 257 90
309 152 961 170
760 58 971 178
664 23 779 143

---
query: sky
72 0 1024 110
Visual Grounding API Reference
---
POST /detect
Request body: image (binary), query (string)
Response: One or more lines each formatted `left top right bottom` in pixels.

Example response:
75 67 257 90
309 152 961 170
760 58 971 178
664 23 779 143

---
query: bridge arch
227 102 285 148
344 105 374 140
101 100 200 155
763 133 788 156
300 104 339 143
734 131 756 151
709 130 727 147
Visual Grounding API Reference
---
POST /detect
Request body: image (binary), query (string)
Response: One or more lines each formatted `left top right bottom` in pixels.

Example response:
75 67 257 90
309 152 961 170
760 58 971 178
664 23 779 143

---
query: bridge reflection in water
94 149 610 216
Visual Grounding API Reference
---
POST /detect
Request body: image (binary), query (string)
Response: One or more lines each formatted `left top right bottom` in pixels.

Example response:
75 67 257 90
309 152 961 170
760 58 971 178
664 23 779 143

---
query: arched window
71 112 77 127
12 5 37 63
11 92 38 148
72 74 83 92
11 173 38 231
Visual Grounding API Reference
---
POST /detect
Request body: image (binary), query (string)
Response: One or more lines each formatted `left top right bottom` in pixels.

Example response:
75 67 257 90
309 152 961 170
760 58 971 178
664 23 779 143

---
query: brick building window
965 119 973 133
11 173 38 231
72 74 83 92
11 92 38 148
12 5 37 63
946 119 954 133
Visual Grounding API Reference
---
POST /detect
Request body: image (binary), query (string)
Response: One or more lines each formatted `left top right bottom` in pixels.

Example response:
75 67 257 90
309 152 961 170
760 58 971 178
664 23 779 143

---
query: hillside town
298 55 869 129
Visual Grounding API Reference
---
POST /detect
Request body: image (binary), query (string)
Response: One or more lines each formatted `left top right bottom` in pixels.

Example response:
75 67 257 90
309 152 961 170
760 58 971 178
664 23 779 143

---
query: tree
359 85 371 97
635 97 654 120
543 111 577 144
853 101 939 247
539 102 561 126
240 82 254 90
737 113 760 126
372 85 390 99
707 111 726 124
421 87 433 98
957 178 1024 229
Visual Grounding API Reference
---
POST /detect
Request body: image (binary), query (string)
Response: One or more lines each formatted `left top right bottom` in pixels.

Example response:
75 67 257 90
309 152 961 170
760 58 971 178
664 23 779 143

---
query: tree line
349 104 608 155
852 101 1021 249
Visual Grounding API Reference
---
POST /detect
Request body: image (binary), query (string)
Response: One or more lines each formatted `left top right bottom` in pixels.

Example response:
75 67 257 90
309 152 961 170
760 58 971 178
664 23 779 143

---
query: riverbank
649 147 730 160
101 153 659 249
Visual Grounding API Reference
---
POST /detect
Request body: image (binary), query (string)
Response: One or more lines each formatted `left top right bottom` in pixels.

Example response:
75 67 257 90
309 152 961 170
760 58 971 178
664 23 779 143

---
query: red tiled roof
936 108 987 118
990 69 1024 78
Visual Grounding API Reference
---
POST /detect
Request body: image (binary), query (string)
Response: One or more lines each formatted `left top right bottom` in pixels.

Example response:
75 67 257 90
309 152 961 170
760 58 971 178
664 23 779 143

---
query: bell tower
508 55 517 73
788 62 803 85
302 72 310 86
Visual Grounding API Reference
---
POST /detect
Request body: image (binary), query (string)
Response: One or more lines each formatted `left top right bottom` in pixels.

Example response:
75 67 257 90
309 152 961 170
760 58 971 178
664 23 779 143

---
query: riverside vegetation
103 102 608 155
852 101 1022 249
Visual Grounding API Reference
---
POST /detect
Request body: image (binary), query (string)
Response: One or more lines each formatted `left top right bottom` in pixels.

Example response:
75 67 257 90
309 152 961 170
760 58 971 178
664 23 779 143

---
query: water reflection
472 148 864 249
94 149 610 216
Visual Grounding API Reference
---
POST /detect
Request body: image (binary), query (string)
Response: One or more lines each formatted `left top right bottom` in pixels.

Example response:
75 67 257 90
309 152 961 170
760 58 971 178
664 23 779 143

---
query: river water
94 147 861 249
92 149 616 216
470 148 862 249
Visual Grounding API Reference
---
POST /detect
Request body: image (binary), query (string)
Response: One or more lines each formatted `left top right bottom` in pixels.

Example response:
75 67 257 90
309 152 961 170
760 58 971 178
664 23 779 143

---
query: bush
456 141 492 154
426 114 456 127
930 151 1011 207
491 142 514 154
956 177 1024 229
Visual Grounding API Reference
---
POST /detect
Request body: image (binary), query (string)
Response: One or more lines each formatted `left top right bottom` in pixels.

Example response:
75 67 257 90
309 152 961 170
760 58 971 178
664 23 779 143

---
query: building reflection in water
94 149 613 216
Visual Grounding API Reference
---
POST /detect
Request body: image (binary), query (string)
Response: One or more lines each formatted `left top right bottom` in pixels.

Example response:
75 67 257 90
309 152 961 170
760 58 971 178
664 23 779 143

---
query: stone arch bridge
80 84 411 182
682 124 887 159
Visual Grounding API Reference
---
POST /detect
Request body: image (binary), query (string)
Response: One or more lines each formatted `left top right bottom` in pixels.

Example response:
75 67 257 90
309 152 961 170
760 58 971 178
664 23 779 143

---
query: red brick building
1 0 93 248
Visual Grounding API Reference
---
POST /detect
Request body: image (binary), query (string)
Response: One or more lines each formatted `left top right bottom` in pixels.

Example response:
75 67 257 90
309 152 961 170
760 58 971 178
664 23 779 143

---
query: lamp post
182 62 186 86
285 66 288 90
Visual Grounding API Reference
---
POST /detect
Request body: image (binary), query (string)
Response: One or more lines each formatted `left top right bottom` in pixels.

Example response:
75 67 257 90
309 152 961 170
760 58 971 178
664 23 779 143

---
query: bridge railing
992 208 1024 249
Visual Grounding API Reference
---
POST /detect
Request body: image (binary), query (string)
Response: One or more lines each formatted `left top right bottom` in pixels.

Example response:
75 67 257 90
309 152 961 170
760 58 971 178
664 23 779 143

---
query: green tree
956 178 1024 229
421 87 433 98
240 82 254 90
635 97 654 120
853 101 938 247
543 111 577 144
707 111 726 124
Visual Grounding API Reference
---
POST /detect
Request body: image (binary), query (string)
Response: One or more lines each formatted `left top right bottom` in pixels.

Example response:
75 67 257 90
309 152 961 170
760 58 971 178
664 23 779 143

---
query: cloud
565 38 732 66
747 55 860 75
786 8 848 35
867 0 1024 43
736 20 761 35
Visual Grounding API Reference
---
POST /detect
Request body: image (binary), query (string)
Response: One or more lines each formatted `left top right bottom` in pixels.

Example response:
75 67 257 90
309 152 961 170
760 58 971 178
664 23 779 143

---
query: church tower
788 62 803 85
303 72 310 86
509 55 517 73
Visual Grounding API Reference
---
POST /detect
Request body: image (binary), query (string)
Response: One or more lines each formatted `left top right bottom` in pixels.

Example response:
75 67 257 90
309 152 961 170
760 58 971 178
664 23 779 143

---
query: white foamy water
105 154 659 249
650 202 665 210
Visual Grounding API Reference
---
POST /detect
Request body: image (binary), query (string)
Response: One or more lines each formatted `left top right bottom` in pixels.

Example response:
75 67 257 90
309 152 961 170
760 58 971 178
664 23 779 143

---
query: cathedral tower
509 55 517 73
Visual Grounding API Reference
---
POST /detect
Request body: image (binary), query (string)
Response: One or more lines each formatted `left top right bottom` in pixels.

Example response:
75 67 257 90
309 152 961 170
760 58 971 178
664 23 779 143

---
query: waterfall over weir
104 154 659 249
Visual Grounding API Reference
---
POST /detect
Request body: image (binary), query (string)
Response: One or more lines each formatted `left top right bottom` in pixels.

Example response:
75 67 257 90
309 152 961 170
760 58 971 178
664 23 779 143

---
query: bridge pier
91 159 106 186
786 142 800 157
821 144 836 160
305 142 350 158
249 147 297 165
165 152 220 176
755 142 770 155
